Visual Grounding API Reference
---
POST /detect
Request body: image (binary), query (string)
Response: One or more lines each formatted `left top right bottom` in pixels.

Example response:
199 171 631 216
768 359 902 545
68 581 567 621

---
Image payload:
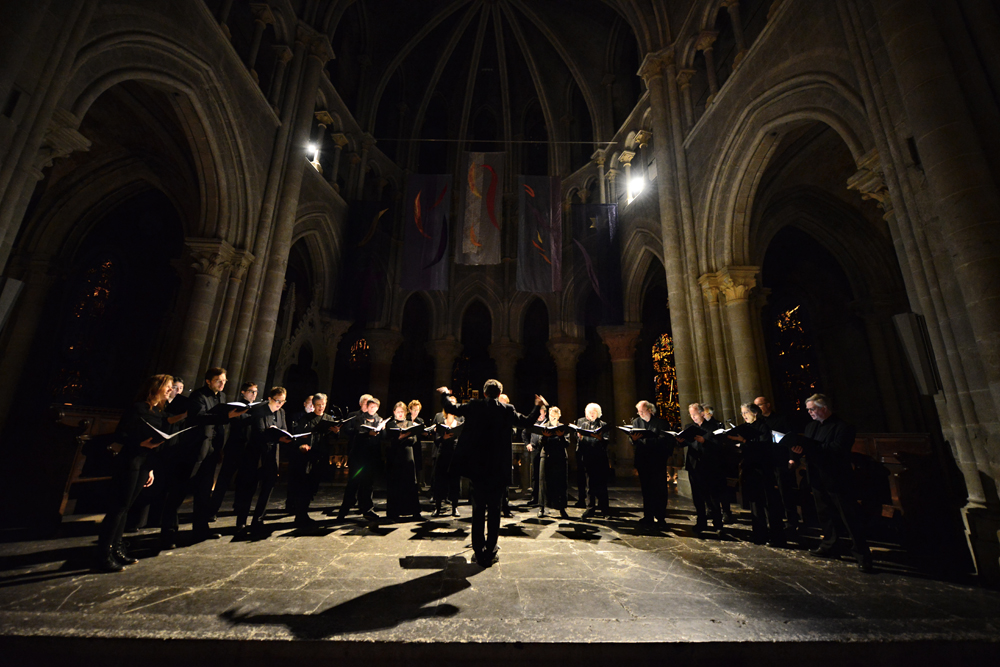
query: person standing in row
438 382 544 567
755 395 800 538
728 402 784 546
408 400 426 488
431 411 462 517
576 403 609 519
209 381 258 520
385 401 422 520
537 406 569 519
95 374 173 572
160 367 246 549
337 396 382 521
288 393 342 527
677 403 726 535
628 400 673 530
523 404 547 506
233 387 292 537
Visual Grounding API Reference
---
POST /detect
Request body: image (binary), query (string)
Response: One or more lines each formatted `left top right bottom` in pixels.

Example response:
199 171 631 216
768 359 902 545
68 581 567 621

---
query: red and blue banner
516 175 562 293
458 152 504 266
401 174 452 292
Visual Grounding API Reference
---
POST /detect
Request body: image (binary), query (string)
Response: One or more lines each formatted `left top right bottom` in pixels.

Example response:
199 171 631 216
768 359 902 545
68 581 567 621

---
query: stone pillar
547 337 587 421
427 338 463 391
245 26 333 386
267 46 293 109
246 4 276 84
176 239 235 384
356 133 375 199
722 0 749 68
720 266 762 402
211 250 253 369
366 329 404 404
329 133 349 191
638 51 697 411
591 150 607 204
0 258 57 430
347 152 361 198
216 0 235 39
599 324 641 475
676 69 696 131
488 339 523 400
618 150 634 201
875 0 1000 423
696 31 720 104
606 168 619 205
312 110 334 174
699 272 734 415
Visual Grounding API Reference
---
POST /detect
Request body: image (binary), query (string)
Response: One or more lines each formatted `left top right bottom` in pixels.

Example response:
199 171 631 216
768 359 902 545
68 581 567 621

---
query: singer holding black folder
627 400 673 530
233 387 292 537
728 403 784 546
95 374 174 572
575 403 609 518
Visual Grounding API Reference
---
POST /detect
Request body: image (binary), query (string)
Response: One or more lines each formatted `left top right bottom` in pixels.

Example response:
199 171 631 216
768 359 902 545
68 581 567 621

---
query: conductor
438 381 545 567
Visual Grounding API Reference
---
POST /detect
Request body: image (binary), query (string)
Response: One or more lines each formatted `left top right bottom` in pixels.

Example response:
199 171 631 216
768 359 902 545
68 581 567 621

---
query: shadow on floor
220 555 483 639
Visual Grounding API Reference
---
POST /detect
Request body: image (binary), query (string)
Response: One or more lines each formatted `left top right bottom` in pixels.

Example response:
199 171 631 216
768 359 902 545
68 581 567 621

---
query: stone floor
1 478 999 665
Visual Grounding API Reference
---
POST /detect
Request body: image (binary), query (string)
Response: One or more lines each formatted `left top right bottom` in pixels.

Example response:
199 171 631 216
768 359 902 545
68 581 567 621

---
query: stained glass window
652 333 681 428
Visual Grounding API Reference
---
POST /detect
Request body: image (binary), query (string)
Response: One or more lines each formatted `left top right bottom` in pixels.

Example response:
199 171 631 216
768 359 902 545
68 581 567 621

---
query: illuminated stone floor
1 479 999 664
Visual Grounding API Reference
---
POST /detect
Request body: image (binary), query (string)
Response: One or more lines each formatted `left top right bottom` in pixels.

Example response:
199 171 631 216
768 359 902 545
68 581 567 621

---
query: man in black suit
792 393 873 573
755 395 800 537
522 404 547 506
159 367 246 548
337 395 382 521
628 400 674 529
676 402 726 535
438 381 545 567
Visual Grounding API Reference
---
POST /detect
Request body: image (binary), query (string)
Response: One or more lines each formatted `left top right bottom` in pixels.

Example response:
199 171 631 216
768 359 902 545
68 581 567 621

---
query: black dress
630 416 673 522
384 418 420 518
431 423 461 509
539 427 569 511
575 418 609 511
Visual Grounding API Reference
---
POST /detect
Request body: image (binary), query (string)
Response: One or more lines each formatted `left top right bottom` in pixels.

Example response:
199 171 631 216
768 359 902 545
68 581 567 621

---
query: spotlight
307 144 318 154
629 177 645 197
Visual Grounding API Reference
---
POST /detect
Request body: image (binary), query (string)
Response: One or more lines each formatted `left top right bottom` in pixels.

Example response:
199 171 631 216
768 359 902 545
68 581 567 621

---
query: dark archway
282 343 320 415
515 298 556 409
453 300 496 402
576 289 614 421
635 264 675 424
388 293 435 410
24 189 183 412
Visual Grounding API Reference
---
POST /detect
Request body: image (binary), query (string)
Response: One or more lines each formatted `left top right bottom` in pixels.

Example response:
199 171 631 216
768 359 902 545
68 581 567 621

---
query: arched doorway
388 293 435 410
453 300 497 402
515 298 556 409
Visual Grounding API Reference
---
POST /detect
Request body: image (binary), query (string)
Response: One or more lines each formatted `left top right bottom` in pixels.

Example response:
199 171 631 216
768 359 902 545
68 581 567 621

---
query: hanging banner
401 174 451 291
457 152 505 265
516 175 562 293
572 203 623 324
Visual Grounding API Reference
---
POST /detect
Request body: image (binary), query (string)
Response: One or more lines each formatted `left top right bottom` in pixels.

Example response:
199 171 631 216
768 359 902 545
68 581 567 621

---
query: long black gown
384 418 421 518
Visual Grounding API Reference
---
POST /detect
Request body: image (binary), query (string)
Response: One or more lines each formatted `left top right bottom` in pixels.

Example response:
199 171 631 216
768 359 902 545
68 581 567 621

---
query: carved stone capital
229 250 255 281
618 150 636 166
634 130 652 148
696 31 719 52
637 49 675 83
676 69 696 89
427 338 463 365
606 168 619 182
719 266 759 304
489 339 524 367
315 110 335 127
34 108 91 174
597 324 642 362
296 24 335 64
348 152 361 165
698 271 724 304
186 238 236 279
591 148 606 165
365 329 404 365
847 148 892 212
361 132 377 150
273 44 294 64
331 132 350 149
249 3 275 25
547 337 587 369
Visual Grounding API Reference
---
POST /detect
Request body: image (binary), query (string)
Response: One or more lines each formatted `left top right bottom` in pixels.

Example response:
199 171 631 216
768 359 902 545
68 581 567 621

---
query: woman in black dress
431 411 462 516
728 402 784 546
95 374 174 572
384 401 421 520
538 406 569 519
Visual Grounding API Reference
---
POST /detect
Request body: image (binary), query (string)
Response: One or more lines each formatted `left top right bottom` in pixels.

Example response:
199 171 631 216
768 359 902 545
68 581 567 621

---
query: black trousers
690 466 725 528
160 446 218 535
432 446 460 507
339 445 376 513
233 446 278 524
743 465 784 542
775 466 801 528
98 454 148 550
470 479 505 557
636 455 668 521
542 453 568 510
811 480 871 558
582 446 609 510
210 440 246 515
575 445 590 505
529 446 541 501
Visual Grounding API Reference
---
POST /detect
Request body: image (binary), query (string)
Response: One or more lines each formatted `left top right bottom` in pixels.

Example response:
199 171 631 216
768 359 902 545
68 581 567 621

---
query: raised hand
140 437 162 449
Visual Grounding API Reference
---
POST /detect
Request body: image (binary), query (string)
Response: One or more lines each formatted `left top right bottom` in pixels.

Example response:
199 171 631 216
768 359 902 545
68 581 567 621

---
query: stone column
547 337 587 421
0 257 57 430
312 110 334 174
606 168 619 205
676 69 696 131
591 150 607 204
696 31 720 104
638 51 697 411
618 150 635 201
267 46 293 109
875 0 1000 421
720 266 762 402
366 329 404 403
699 272 734 415
216 0 235 39
176 239 235 384
211 250 253 369
427 338 463 391
321 318 352 386
356 133 376 198
347 152 361 198
329 133 349 191
246 4 276 84
599 324 641 475
245 26 334 386
488 339 523 400
722 0 749 68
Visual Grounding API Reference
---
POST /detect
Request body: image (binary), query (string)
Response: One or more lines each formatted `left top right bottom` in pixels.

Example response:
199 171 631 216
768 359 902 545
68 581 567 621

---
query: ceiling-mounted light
629 177 645 198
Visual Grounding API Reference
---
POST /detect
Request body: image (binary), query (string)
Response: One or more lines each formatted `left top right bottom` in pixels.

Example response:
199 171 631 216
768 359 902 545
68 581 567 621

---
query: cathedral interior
2 0 1000 663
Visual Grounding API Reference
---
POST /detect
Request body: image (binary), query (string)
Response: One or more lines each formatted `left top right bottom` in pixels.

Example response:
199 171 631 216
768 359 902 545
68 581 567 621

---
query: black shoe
857 555 875 573
159 532 177 550
722 511 735 524
581 508 596 519
194 529 222 541
809 545 838 558
295 514 318 527
656 519 669 531
363 509 379 521
432 507 444 517
502 510 513 518
335 510 348 521
451 506 459 517
208 514 218 523
692 522 708 534
537 509 547 518
113 545 138 565
559 508 570 519
95 548 124 573
573 501 587 509
638 517 655 527
525 500 539 507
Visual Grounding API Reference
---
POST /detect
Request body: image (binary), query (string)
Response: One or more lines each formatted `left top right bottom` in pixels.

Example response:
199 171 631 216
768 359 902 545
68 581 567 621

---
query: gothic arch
291 209 344 311
510 291 560 342
621 227 665 322
699 72 871 271
387 290 443 339
61 31 264 248
449 276 505 343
